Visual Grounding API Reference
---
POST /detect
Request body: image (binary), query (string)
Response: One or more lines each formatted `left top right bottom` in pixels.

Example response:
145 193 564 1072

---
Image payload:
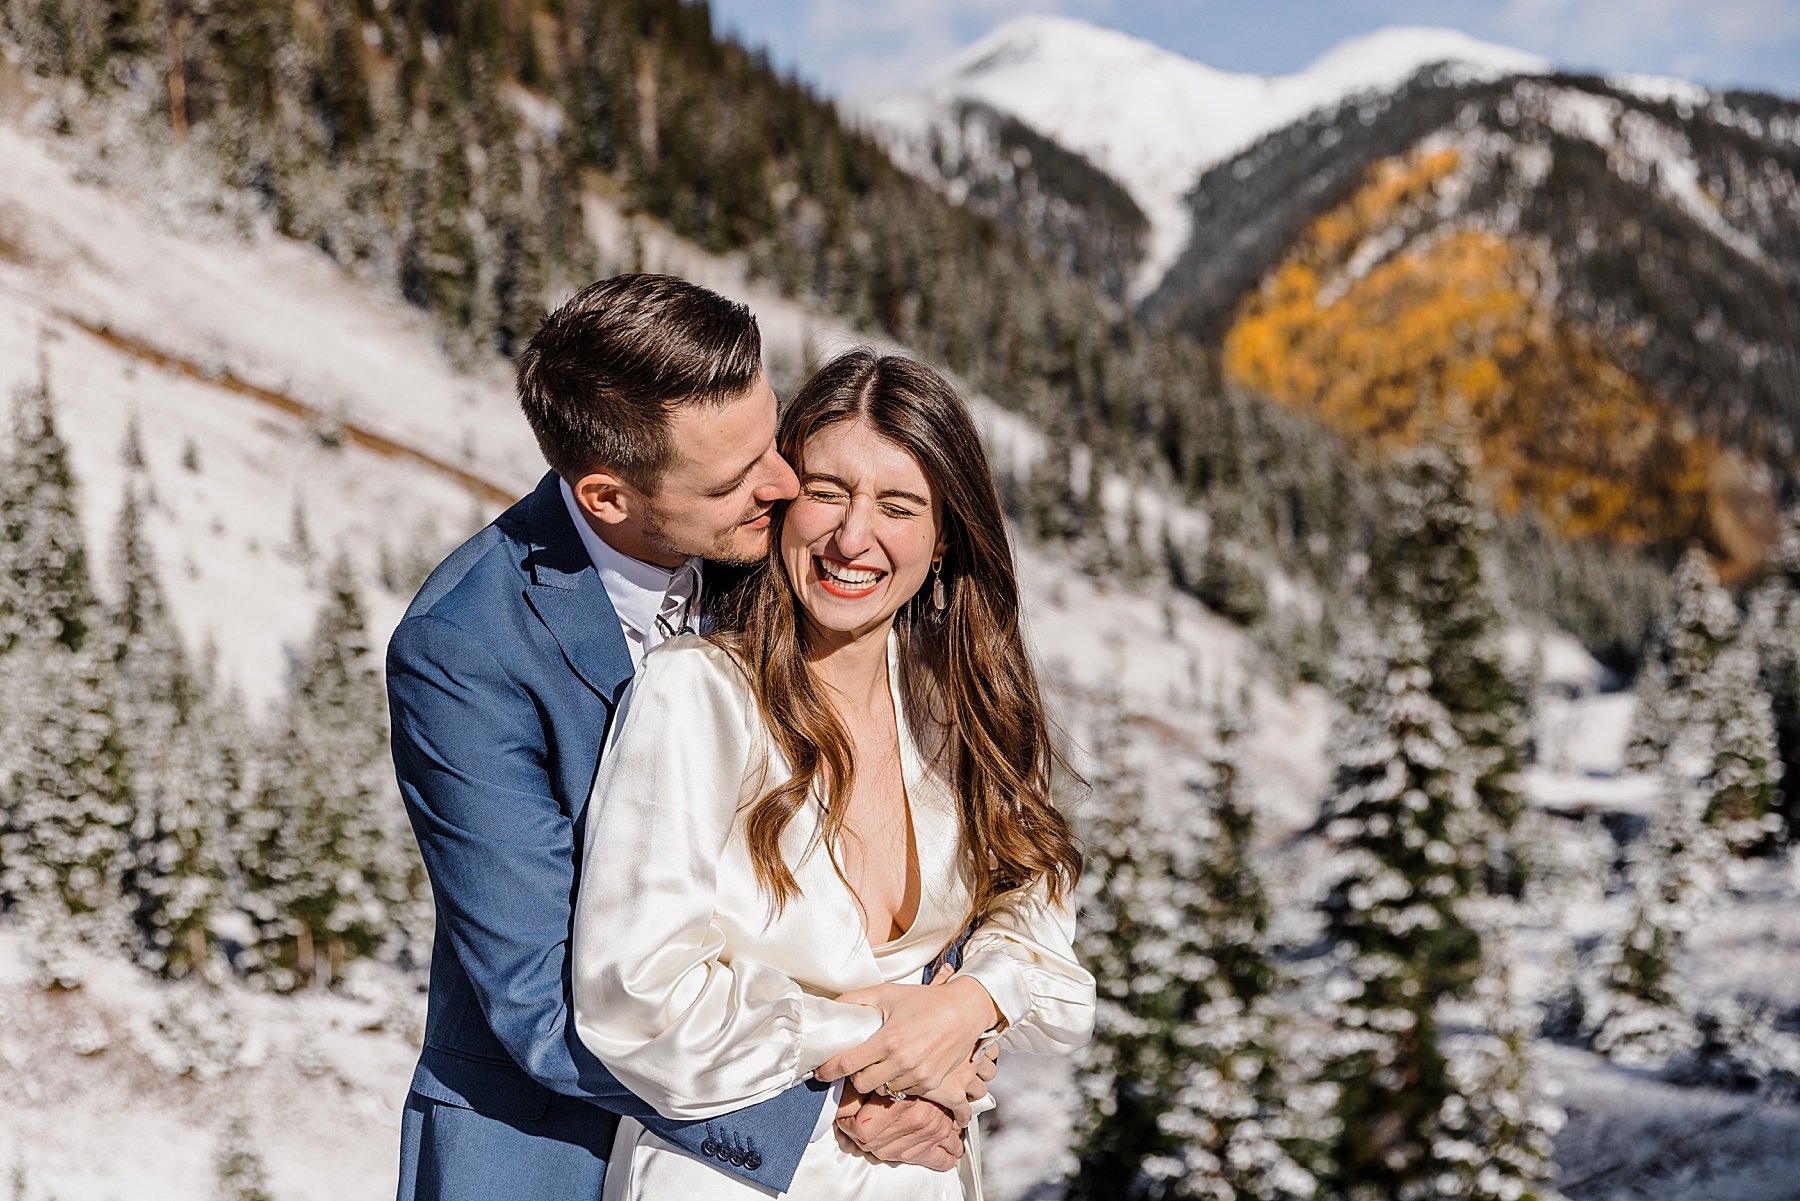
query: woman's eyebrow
804 472 928 508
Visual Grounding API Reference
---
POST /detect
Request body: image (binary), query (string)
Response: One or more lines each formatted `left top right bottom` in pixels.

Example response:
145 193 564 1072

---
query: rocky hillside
1150 68 1799 569
881 21 1800 572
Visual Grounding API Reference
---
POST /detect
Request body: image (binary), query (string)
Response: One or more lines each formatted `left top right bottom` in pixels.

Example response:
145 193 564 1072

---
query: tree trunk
296 917 314 989
165 5 189 142
634 47 658 167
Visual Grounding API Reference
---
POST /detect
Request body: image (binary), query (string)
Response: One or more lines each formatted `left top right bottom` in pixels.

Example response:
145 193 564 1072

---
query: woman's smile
814 554 889 599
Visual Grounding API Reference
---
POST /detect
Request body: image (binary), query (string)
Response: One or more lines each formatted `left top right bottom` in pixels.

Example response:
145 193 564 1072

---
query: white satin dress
570 634 1095 1200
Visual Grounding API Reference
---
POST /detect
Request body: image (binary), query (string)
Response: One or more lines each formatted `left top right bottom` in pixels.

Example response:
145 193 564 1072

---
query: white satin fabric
571 634 1095 1199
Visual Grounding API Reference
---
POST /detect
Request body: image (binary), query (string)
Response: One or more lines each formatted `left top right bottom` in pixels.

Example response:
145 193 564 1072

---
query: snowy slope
872 16 1548 295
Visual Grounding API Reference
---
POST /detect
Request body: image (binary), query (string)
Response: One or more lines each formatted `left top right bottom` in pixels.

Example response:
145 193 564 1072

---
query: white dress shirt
559 478 700 669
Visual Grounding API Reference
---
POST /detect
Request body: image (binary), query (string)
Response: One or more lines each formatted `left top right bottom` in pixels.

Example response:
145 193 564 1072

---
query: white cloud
1480 0 1800 88
795 0 1115 106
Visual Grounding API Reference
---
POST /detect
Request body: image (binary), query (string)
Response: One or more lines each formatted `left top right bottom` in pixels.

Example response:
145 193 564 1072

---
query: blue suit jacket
388 471 827 1199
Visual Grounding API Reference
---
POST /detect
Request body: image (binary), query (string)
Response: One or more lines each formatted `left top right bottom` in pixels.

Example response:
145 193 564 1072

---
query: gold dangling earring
931 558 947 612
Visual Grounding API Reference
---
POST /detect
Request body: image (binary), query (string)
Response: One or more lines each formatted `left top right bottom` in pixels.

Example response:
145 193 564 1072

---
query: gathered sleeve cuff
957 883 1097 1057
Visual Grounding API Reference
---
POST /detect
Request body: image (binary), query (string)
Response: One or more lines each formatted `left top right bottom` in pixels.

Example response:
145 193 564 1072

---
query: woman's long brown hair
707 349 1082 923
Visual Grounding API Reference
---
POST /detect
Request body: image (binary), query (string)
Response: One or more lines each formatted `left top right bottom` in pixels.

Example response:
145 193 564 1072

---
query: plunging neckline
844 630 924 954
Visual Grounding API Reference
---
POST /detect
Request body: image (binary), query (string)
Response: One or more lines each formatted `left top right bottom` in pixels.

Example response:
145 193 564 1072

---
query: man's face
635 372 800 565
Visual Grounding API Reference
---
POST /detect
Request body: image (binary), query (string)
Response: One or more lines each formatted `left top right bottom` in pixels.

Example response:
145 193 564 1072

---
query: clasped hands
813 966 1002 1173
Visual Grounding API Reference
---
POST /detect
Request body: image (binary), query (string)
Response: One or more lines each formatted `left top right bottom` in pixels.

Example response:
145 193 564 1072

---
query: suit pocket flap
412 1044 553 1122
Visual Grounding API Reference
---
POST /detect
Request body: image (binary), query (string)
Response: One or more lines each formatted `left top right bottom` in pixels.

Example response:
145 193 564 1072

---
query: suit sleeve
387 614 827 1184
570 644 884 1121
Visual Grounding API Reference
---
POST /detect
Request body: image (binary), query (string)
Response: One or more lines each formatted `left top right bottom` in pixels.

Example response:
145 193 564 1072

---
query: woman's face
780 418 946 646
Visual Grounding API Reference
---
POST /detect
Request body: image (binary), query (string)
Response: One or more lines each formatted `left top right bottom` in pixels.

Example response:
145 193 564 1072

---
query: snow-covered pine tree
1582 777 1715 1066
1067 708 1189 1200
0 365 96 653
1629 547 1780 853
1317 614 1487 1199
1435 965 1567 1201
0 632 136 950
1693 644 1781 854
212 1115 274 1201
1121 491 1154 582
1159 699 1318 1200
0 371 133 946
1026 436 1079 547
108 485 231 977
242 554 418 988
1195 496 1268 627
1371 441 1525 884
1624 547 1738 775
1745 504 1800 837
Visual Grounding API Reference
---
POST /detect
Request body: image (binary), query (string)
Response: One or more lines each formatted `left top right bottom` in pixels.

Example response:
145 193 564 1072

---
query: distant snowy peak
873 15 1550 296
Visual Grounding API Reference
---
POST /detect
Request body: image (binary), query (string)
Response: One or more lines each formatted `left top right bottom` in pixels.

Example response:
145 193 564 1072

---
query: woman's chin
798 594 906 642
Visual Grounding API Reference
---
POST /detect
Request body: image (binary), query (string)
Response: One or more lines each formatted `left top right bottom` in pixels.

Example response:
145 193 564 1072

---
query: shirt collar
558 477 701 641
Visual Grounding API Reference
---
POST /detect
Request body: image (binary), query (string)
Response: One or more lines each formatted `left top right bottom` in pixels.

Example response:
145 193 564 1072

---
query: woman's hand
814 970 1001 1098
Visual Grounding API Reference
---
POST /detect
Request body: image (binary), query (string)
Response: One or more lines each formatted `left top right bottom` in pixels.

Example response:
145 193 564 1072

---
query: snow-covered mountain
872 15 1547 295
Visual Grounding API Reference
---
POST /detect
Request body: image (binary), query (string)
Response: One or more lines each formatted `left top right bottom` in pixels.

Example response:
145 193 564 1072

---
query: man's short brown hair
516 273 763 490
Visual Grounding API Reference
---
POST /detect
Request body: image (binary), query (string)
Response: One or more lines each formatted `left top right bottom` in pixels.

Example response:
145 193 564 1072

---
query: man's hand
956 1039 1001 1101
835 1090 964 1172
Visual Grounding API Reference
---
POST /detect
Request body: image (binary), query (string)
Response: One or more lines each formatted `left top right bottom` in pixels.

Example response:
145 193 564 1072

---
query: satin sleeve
955 881 1097 1057
570 640 882 1122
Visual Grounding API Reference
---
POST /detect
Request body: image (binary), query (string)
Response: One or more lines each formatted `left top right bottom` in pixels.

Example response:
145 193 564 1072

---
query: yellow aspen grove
1224 145 1722 549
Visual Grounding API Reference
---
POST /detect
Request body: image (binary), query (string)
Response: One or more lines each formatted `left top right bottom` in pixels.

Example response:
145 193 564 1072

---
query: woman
570 350 1095 1199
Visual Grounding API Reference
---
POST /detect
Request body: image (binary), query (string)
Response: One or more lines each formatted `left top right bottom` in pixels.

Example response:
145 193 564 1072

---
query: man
389 274 969 1199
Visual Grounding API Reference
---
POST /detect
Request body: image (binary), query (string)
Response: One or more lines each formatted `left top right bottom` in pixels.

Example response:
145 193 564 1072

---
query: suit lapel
518 472 636 706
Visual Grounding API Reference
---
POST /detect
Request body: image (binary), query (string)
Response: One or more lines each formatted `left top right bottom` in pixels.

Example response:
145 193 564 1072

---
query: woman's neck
803 618 895 714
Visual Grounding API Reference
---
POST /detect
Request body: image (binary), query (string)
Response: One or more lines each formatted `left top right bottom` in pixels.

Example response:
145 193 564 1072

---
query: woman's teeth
819 558 883 586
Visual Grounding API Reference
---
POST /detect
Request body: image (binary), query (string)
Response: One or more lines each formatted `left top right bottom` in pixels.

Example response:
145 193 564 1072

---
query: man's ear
571 471 635 526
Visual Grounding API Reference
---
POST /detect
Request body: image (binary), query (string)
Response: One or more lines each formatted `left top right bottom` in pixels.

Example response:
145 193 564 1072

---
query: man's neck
591 515 686 571
563 479 687 570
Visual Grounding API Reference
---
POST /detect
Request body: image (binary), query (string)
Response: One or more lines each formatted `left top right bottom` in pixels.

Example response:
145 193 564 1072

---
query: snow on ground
0 926 422 1201
0 117 541 495
872 16 1547 296
1546 1046 1800 1201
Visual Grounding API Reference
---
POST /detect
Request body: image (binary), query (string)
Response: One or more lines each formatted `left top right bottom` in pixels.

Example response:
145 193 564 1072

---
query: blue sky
707 0 1800 105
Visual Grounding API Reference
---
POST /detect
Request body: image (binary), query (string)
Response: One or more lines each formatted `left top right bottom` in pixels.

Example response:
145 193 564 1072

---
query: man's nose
756 451 799 501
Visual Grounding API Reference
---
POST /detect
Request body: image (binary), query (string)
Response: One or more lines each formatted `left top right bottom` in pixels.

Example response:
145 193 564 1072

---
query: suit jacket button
746 1152 763 1170
701 1137 718 1157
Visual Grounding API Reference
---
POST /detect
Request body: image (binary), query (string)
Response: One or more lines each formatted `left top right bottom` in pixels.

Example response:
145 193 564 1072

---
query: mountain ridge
873 15 1548 295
